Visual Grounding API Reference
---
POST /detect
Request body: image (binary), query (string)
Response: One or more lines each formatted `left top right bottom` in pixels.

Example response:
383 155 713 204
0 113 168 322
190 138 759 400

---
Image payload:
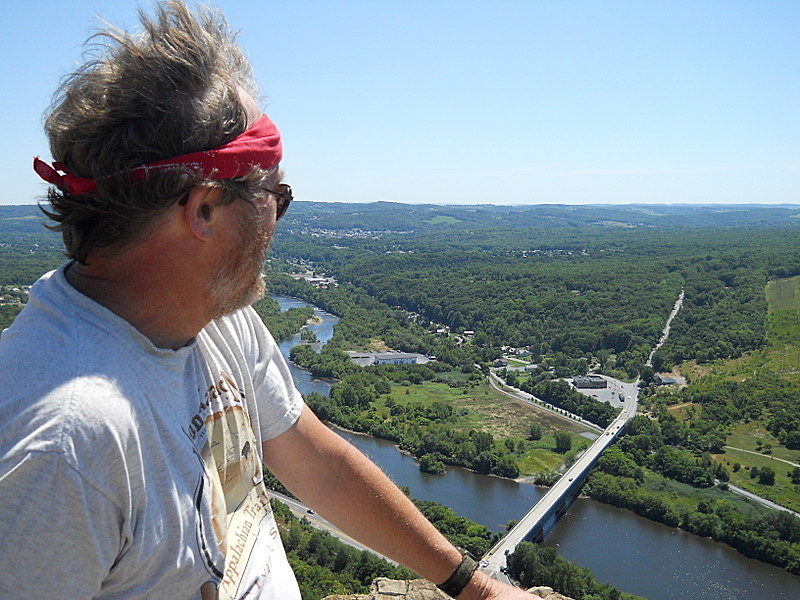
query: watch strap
436 549 479 598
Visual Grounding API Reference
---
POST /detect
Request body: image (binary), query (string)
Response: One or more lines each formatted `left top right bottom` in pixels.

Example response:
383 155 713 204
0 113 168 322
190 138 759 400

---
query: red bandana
33 114 282 195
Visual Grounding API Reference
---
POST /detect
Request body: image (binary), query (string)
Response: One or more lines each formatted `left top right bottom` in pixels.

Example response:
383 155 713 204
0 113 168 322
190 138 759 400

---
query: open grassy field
725 422 800 464
665 402 700 420
505 358 530 368
764 275 800 380
390 377 593 438
640 469 774 516
516 447 571 475
422 215 461 226
386 375 593 477
713 446 800 512
766 275 800 311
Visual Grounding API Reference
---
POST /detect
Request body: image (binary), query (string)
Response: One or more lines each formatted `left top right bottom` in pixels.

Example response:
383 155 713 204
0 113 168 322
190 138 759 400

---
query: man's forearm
262 405 540 598
262 405 464 583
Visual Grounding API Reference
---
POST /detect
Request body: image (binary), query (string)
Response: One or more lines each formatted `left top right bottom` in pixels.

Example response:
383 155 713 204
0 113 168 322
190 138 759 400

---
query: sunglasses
262 183 293 220
178 182 293 220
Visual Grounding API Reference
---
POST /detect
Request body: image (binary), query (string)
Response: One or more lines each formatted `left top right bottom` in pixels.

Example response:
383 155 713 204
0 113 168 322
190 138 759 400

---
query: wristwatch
436 547 479 598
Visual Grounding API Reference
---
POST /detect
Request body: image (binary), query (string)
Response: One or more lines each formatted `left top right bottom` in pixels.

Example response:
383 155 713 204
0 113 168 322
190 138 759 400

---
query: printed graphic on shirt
189 371 279 600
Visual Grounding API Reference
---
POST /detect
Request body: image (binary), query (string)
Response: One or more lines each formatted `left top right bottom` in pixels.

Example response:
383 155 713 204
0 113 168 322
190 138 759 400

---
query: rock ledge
321 578 573 600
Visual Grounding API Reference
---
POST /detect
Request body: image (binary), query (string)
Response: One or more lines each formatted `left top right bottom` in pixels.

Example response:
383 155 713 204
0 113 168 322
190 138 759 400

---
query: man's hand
457 571 544 600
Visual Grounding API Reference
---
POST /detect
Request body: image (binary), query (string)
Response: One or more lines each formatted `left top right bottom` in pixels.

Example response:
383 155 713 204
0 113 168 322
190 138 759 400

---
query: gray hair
42 0 271 263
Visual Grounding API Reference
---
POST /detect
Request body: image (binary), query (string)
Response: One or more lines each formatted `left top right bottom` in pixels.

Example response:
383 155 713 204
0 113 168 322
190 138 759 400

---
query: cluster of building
295 227 412 240
287 270 338 289
0 285 29 305
345 351 431 367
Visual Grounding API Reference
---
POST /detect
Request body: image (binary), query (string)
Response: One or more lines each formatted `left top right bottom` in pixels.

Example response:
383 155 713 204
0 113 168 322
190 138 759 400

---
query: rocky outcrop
321 578 573 600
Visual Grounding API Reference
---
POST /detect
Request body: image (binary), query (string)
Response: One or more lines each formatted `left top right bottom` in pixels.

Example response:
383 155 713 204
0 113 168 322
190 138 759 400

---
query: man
0 2 539 599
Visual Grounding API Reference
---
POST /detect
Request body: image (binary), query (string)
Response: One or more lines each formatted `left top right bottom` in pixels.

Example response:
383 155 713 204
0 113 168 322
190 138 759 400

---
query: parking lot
572 374 633 410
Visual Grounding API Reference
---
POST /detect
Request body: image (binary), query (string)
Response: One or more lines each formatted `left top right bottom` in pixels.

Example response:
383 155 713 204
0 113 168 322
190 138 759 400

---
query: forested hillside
4 200 800 402
273 204 800 378
5 200 800 383
278 201 800 232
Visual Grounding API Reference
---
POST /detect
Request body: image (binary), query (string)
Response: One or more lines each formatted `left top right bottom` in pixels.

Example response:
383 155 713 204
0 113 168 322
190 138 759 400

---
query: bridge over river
480 387 638 580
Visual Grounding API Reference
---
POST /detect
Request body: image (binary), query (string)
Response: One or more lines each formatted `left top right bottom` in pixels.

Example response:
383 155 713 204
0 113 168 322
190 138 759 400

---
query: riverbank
298 353 800 575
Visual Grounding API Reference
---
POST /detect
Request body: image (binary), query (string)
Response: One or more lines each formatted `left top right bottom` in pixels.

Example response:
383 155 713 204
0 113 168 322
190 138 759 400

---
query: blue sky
2 0 798 206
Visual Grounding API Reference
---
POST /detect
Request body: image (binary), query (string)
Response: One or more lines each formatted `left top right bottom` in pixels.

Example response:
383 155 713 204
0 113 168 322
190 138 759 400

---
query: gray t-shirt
0 264 304 599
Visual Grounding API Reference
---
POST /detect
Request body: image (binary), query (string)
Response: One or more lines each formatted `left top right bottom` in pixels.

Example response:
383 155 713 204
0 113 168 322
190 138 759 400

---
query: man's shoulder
1 262 154 372
0 263 143 458
1 309 80 392
1 264 75 350
202 306 278 349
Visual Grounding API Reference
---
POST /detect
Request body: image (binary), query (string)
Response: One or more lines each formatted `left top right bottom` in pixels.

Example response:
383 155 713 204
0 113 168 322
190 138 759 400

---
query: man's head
40 0 283 264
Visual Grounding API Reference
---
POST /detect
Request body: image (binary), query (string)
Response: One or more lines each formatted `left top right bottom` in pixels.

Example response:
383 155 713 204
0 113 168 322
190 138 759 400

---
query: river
273 295 800 600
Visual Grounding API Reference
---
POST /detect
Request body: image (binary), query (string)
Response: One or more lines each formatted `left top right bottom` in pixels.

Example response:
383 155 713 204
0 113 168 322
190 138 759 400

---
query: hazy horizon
6 199 800 211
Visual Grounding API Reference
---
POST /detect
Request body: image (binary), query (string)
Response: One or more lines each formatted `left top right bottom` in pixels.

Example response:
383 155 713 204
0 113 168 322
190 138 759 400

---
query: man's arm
262 405 540 599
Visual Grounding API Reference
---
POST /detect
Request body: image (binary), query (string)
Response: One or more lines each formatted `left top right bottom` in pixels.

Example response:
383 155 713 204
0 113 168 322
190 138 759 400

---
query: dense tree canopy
272 211 800 376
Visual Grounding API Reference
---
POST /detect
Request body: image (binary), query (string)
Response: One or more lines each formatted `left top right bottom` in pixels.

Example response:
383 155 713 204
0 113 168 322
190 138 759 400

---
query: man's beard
207 211 271 321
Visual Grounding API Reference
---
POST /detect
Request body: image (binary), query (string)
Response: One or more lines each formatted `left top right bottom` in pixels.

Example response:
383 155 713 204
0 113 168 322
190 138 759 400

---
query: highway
267 490 397 563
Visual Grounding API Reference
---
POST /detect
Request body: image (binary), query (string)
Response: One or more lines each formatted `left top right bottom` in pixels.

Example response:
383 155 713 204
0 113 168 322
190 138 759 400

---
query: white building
346 351 430 367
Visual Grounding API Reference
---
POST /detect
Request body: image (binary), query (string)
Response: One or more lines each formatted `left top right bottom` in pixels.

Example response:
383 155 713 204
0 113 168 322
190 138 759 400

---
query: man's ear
182 186 225 240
